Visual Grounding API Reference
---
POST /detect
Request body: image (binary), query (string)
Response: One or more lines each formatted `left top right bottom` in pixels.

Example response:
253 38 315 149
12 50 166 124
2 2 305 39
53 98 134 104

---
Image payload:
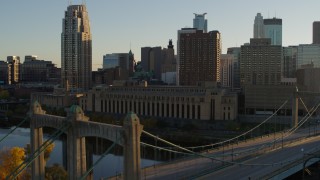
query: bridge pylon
292 89 299 128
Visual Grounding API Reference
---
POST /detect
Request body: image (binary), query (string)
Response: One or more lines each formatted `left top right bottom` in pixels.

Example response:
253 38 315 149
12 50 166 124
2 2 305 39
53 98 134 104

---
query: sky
0 0 320 70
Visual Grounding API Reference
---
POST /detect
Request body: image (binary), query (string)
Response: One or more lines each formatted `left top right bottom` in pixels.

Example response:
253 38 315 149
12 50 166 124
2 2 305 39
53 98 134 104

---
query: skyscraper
264 18 282 45
313 21 320 44
253 13 264 38
61 5 92 91
193 13 207 33
177 28 221 86
7 56 20 85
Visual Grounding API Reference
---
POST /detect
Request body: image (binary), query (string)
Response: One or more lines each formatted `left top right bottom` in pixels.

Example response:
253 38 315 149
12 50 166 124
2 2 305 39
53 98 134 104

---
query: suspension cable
80 141 117 180
0 117 29 144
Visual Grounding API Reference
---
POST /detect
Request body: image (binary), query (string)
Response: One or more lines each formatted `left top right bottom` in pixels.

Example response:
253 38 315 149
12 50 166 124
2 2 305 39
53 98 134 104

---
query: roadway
141 124 320 180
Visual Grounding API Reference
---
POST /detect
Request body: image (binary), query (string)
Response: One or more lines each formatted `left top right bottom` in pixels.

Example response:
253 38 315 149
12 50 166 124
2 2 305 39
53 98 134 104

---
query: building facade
283 46 298 78
61 5 92 91
193 13 207 33
7 56 20 85
254 13 264 38
313 21 320 44
240 38 282 86
177 28 221 86
103 53 130 70
141 46 162 80
264 18 282 46
297 44 320 69
161 40 176 85
0 61 9 85
79 81 238 121
21 56 58 83
227 47 241 89
220 54 233 88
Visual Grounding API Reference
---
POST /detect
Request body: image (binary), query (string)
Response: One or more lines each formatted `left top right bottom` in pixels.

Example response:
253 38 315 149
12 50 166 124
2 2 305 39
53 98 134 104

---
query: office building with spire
193 13 207 33
254 13 264 38
61 4 92 91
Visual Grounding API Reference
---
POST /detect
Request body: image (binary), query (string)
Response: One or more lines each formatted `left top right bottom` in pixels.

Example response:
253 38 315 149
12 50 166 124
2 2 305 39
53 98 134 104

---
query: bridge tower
66 105 89 179
292 89 299 128
123 112 143 180
30 101 46 180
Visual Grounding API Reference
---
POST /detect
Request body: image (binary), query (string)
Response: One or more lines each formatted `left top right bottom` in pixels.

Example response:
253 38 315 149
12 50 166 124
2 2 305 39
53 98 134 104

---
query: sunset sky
1 0 319 69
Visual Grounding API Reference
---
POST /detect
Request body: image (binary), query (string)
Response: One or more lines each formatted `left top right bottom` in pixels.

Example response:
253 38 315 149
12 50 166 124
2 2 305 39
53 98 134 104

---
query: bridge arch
29 101 143 180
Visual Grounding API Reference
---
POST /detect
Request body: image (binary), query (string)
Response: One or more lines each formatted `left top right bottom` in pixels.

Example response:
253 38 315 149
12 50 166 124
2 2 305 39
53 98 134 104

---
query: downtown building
240 38 296 115
20 55 60 84
263 18 282 45
313 21 320 44
177 28 221 86
0 60 9 85
79 81 238 121
61 5 92 91
7 56 21 85
193 13 207 33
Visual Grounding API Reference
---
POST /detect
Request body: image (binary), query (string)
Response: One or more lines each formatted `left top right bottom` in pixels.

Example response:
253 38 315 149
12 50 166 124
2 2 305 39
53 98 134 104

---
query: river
0 127 161 179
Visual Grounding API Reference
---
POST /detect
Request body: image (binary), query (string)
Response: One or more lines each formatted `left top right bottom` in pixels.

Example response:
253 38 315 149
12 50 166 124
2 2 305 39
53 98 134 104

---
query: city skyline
0 0 320 70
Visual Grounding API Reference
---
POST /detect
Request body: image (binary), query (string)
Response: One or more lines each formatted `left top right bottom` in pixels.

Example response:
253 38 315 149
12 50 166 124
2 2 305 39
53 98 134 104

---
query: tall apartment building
220 54 234 88
61 5 92 91
7 56 20 85
0 61 9 85
254 13 264 38
283 46 298 78
240 38 282 86
264 18 282 45
297 44 320 69
313 21 320 44
227 47 241 89
177 28 221 86
193 13 207 33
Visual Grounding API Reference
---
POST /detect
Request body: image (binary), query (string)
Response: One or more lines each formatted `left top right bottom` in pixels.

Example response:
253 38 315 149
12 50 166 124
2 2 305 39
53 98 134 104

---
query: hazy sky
0 0 319 70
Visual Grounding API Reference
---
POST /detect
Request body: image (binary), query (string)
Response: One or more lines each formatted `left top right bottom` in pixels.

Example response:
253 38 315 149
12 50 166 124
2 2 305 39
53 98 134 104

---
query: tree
0 147 26 179
0 90 9 100
45 164 68 180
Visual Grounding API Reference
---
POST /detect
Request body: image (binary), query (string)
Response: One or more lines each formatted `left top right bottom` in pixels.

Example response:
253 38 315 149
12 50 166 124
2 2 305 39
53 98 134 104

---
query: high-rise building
313 21 320 44
240 38 282 86
227 47 241 89
61 5 92 91
283 46 298 78
177 28 221 86
220 54 234 88
193 13 207 33
161 40 176 85
103 53 130 70
141 46 162 80
128 50 135 77
253 13 264 38
264 18 282 45
297 44 320 69
7 56 20 85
